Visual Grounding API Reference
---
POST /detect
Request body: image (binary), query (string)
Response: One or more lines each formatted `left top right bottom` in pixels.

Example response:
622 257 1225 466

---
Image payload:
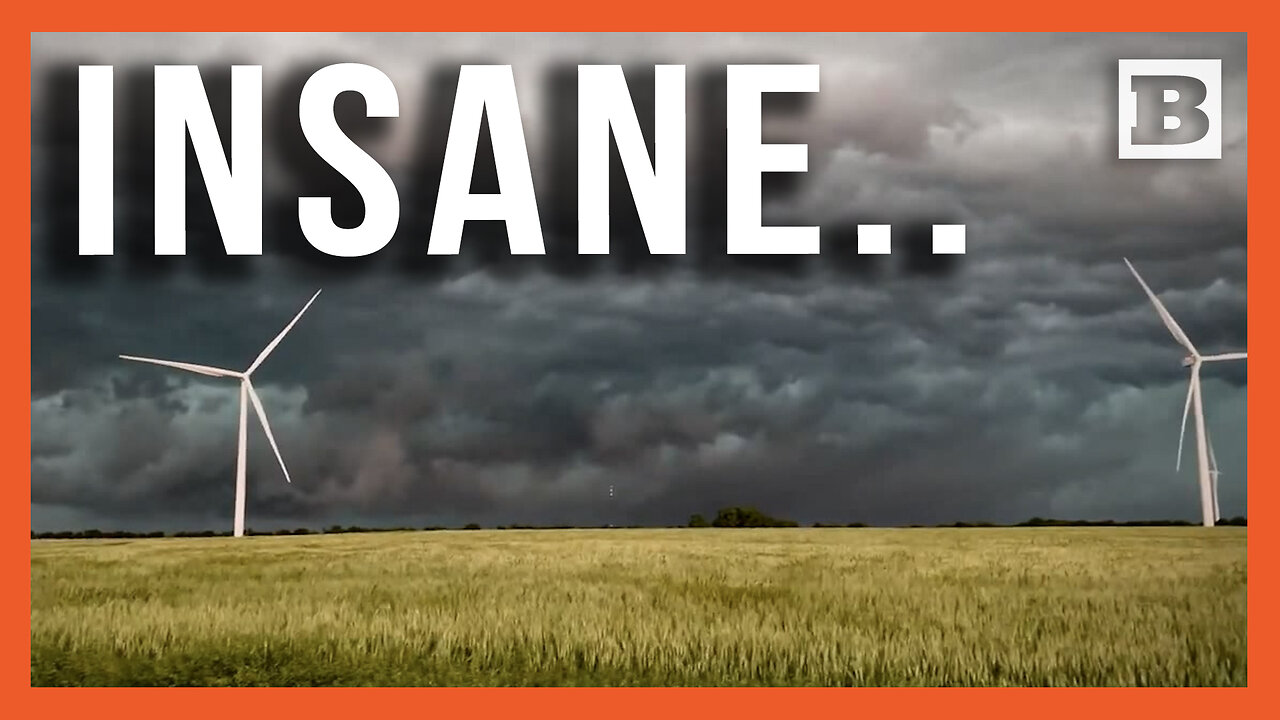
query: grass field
30 527 1246 686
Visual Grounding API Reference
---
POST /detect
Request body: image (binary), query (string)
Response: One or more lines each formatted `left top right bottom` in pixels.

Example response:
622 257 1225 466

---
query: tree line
29 508 1246 539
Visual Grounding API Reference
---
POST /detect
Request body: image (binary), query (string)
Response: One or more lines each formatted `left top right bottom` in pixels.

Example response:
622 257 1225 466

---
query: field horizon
31 527 1247 687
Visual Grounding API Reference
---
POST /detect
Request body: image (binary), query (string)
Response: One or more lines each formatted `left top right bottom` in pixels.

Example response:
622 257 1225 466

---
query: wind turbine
1124 259 1245 527
120 290 322 537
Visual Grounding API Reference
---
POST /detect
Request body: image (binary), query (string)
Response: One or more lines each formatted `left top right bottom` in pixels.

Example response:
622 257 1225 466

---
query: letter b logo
1118 59 1221 159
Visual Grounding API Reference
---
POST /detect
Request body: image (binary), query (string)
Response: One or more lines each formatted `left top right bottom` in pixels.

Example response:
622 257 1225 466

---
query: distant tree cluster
689 514 1248 530
1014 517 1248 527
811 522 869 528
320 525 437 534
30 529 168 540
29 526 444 540
686 507 800 528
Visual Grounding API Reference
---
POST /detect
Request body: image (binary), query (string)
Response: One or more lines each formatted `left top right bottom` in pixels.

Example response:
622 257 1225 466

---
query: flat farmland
30 527 1247 686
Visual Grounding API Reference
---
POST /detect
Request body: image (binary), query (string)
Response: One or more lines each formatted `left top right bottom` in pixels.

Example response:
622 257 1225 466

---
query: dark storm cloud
30 33 1247 531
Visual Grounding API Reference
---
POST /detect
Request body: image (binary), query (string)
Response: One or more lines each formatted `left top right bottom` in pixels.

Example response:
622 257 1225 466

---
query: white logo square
1118 59 1221 160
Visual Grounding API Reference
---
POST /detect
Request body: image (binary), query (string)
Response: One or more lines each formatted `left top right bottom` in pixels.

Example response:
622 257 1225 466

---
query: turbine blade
245 380 291 484
1207 426 1221 521
1124 258 1199 356
1176 374 1195 472
120 355 240 378
1207 428 1218 475
246 290 322 375
1201 352 1247 362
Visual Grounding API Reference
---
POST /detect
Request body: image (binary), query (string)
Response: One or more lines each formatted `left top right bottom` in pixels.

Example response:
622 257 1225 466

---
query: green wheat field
30 527 1246 686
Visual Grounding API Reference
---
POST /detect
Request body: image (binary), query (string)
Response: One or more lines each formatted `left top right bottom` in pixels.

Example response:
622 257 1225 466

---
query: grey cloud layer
30 33 1247 530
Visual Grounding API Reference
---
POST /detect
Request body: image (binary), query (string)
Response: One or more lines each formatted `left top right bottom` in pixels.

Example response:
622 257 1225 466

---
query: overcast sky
30 33 1248 531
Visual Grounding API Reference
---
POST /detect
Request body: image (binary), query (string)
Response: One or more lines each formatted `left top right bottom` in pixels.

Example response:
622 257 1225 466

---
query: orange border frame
8 5 1267 713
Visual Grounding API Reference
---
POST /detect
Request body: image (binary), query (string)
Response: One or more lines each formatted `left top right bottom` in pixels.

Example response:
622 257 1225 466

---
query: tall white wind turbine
1125 259 1245 527
120 290 322 537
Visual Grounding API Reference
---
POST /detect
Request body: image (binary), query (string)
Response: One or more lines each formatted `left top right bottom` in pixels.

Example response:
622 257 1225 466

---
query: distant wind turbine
1125 259 1245 527
120 290 322 537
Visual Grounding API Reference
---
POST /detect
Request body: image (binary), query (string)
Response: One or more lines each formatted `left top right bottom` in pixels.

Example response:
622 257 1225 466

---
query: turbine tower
120 290 322 537
1125 259 1245 527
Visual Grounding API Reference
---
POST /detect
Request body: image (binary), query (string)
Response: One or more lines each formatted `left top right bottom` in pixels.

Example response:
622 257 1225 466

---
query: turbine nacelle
1182 355 1196 368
